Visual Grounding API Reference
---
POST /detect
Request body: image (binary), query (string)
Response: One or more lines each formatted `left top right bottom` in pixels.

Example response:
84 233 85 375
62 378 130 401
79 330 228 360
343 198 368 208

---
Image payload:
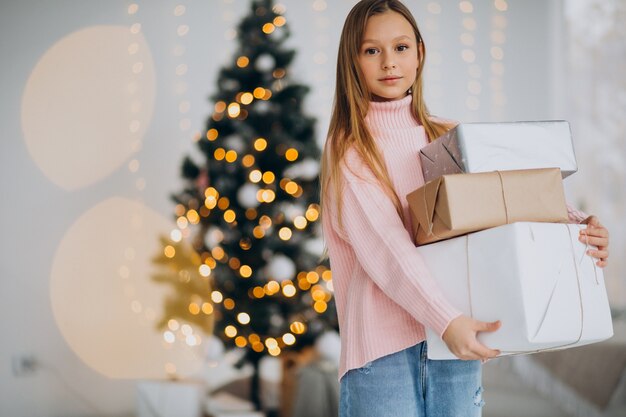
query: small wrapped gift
137 379 204 417
419 222 613 360
420 121 577 183
406 168 568 245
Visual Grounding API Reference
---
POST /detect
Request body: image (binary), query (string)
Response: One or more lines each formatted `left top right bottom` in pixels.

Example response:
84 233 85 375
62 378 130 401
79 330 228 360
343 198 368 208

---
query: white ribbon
465 224 599 357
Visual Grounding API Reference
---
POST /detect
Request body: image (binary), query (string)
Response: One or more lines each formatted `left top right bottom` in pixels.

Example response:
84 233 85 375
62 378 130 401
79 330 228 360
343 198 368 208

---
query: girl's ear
417 41 425 66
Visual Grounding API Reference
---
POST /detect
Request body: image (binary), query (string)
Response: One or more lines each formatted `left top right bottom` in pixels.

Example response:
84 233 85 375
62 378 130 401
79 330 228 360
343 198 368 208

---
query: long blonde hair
320 0 452 247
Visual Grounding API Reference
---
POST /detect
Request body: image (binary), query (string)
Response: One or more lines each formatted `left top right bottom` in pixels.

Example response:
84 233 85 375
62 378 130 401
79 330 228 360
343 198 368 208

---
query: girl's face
358 11 420 101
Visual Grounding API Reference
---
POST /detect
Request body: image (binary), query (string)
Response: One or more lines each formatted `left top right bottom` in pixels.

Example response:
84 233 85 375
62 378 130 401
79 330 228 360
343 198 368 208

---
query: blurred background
1 0 625 416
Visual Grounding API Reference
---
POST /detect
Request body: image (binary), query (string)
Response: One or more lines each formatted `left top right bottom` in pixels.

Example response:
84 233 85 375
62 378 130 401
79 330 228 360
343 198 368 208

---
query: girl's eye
364 48 378 55
397 44 409 52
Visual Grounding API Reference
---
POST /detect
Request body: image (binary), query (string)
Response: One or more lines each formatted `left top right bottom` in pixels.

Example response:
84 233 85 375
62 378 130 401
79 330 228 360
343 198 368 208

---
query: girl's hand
442 315 501 361
580 215 609 268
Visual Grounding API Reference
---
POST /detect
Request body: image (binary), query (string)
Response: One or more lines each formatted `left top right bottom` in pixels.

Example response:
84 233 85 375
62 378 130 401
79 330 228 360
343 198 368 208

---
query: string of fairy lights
458 0 481 119
173 4 193 148
312 1 333 106
122 4 139 320
424 2 444 113
312 0 330 81
490 0 508 120
223 0 238 42
161 1 333 358
122 2 155 328
165 4 212 372
168 2 207 359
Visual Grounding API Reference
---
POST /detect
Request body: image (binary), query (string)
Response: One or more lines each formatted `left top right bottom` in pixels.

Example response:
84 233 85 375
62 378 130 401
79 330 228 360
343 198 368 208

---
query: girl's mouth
379 76 402 84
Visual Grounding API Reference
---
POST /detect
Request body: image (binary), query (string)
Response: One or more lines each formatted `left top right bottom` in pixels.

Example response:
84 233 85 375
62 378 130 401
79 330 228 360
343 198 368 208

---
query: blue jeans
339 342 484 417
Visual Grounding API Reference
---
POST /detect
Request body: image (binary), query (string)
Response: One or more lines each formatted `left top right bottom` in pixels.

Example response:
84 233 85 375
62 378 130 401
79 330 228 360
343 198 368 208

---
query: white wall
2 1 622 416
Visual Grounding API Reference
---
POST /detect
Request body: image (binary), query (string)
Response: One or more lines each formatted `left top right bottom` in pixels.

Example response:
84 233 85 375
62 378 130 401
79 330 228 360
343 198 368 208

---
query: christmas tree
154 0 337 408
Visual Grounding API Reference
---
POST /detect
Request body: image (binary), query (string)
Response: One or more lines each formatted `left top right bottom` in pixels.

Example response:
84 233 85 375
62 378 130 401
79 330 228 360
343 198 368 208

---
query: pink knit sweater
322 94 587 380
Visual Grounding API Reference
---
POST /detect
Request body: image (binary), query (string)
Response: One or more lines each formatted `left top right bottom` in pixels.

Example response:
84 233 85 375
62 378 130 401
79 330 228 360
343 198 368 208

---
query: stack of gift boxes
405 121 613 360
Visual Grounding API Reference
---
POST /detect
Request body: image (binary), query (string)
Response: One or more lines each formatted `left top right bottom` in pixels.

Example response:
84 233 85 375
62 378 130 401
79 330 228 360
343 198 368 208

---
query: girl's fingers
472 343 500 360
580 235 609 247
582 215 601 227
597 260 608 268
474 320 501 332
587 249 609 260
581 228 609 238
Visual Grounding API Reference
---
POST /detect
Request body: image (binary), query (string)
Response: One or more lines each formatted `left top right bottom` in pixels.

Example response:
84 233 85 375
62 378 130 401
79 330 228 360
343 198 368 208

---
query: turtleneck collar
365 94 421 131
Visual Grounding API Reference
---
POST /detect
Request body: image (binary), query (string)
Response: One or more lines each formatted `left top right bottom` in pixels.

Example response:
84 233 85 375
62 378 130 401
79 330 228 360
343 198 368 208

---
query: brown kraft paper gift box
406 167 569 245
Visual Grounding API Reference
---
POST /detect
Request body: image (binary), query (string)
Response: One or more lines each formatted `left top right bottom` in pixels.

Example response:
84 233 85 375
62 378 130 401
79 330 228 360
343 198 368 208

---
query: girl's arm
335 177 461 337
334 177 500 359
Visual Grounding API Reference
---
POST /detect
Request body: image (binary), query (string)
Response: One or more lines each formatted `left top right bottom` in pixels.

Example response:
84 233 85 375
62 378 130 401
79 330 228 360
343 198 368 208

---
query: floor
482 360 568 417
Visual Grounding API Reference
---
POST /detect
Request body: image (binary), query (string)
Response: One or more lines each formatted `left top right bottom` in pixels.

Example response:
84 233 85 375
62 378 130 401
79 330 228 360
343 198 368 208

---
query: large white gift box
419 121 578 182
419 222 613 360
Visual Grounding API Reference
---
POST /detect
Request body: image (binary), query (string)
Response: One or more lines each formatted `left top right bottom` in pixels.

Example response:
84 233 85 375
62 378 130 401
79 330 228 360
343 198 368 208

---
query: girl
319 1 610 416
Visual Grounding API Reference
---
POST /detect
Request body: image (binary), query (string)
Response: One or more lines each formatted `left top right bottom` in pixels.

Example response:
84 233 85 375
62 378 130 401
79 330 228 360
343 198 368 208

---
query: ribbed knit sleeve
338 173 462 337
566 202 588 224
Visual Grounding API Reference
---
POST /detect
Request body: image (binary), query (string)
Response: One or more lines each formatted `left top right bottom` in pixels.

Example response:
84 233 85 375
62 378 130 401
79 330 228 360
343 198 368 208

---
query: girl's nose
382 62 396 70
